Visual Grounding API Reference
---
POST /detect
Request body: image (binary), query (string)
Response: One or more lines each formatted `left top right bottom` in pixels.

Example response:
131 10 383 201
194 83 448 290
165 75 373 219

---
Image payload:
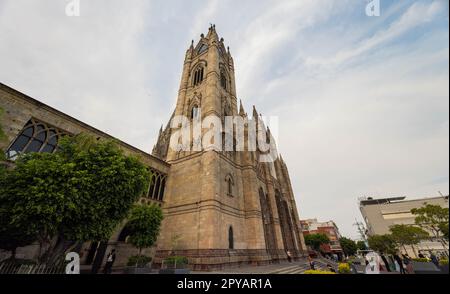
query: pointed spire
239 100 246 116
252 105 258 118
207 24 219 42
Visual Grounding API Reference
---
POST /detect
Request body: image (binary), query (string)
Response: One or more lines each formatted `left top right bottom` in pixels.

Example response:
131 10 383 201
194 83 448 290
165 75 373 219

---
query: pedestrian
286 250 293 263
103 249 116 274
326 264 335 273
402 254 413 274
393 254 406 274
308 256 315 270
430 253 439 267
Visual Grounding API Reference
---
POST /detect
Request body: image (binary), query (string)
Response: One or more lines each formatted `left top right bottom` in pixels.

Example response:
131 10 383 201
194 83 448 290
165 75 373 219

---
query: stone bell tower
153 25 306 270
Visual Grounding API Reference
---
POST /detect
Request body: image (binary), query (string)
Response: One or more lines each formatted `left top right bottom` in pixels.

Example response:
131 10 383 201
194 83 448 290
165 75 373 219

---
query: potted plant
159 256 190 274
411 258 441 274
124 203 163 274
124 255 153 274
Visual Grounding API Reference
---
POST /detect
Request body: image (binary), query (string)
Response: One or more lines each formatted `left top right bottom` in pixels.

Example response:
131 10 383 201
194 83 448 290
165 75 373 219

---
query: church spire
239 100 246 117
252 105 258 119
207 24 218 39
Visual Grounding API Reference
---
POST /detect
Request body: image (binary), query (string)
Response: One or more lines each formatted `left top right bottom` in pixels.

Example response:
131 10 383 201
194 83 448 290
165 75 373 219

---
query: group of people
365 251 446 274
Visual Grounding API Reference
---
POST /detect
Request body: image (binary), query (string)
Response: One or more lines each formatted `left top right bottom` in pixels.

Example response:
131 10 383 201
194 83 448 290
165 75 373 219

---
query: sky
0 0 448 239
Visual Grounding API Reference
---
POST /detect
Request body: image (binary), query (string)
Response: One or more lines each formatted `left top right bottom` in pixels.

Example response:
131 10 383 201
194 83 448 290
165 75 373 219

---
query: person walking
308 256 316 270
402 254 413 274
286 250 293 263
103 249 116 274
326 264 336 273
430 253 439 267
393 254 406 274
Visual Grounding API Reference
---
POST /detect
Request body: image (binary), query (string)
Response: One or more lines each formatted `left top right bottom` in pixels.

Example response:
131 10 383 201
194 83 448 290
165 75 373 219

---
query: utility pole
354 219 368 246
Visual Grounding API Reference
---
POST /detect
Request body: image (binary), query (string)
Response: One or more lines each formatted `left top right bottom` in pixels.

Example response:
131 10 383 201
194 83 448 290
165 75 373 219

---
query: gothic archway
228 226 234 249
259 188 277 252
275 189 296 252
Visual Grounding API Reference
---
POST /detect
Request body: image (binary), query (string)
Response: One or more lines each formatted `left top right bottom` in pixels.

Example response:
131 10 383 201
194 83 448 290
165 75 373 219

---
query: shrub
412 258 430 263
338 263 351 274
439 259 449 266
127 255 152 267
303 269 336 274
164 256 188 268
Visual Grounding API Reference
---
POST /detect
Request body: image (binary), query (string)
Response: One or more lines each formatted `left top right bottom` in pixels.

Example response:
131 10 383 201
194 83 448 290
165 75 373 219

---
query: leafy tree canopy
356 240 368 251
127 203 163 256
0 107 6 161
367 234 398 255
439 223 449 240
0 134 150 259
339 237 358 257
411 204 449 242
304 233 330 251
389 224 429 247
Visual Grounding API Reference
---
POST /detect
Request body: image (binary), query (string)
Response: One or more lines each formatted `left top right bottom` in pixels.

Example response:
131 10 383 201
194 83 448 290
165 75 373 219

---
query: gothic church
0 26 306 271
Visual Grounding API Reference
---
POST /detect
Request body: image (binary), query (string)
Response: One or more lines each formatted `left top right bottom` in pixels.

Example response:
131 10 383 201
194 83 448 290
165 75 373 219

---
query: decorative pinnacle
239 100 245 116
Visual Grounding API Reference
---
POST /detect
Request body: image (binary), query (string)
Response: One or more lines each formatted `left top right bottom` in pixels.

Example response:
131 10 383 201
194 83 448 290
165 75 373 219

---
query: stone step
268 265 299 274
268 263 311 274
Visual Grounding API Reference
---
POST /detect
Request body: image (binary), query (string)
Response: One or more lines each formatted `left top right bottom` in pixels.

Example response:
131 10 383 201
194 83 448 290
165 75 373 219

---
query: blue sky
0 0 448 239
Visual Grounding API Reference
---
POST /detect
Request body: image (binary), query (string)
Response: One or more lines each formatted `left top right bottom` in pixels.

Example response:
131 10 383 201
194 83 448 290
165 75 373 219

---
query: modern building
300 218 343 259
359 195 449 257
0 25 306 271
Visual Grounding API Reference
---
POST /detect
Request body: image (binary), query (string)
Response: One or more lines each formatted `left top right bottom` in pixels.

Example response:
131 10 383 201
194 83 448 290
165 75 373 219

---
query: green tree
411 204 449 247
339 237 358 257
439 223 449 240
0 225 36 260
0 107 6 161
356 240 368 251
0 134 150 262
304 233 330 251
367 234 397 255
389 224 429 256
127 204 163 260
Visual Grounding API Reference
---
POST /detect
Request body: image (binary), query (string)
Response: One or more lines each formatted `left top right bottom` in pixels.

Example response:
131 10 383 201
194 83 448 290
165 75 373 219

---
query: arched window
6 119 65 160
225 174 234 196
191 105 200 120
198 44 208 55
228 226 234 249
117 225 132 242
220 71 227 90
147 169 167 202
193 66 204 86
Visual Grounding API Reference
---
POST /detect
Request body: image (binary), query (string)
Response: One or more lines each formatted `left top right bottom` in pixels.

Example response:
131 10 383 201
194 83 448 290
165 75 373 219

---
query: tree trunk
136 247 142 267
411 245 417 258
11 248 16 261
44 236 78 265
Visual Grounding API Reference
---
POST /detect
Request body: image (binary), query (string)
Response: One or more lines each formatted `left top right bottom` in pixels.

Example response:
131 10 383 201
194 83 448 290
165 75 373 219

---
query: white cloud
0 0 448 238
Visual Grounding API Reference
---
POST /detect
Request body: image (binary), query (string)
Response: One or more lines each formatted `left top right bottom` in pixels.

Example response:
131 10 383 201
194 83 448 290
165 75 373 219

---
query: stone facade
152 26 306 269
0 82 169 271
0 26 306 271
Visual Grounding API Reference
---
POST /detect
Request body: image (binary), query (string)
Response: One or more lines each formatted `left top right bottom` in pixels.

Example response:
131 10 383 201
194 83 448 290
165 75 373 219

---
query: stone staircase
267 258 337 274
